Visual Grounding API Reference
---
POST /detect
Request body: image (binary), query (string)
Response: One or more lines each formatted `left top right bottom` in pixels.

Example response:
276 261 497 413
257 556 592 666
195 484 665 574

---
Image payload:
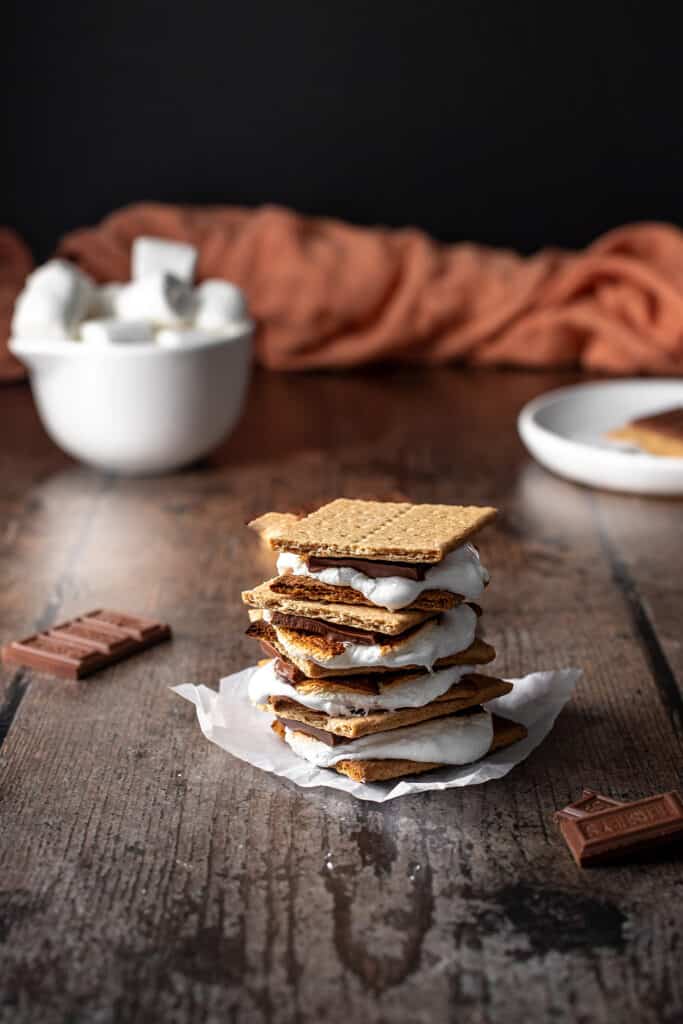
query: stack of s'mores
243 499 527 784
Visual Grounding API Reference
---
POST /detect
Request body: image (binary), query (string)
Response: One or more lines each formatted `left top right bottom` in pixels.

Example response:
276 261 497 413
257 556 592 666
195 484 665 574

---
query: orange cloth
4 204 683 378
0 228 33 382
59 205 683 374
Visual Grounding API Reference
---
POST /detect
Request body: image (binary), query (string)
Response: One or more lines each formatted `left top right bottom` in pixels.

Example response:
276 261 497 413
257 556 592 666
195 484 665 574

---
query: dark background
4 1 682 261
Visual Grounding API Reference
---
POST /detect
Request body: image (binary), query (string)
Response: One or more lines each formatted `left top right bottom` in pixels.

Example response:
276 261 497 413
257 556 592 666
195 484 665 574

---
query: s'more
241 499 528 785
608 406 683 457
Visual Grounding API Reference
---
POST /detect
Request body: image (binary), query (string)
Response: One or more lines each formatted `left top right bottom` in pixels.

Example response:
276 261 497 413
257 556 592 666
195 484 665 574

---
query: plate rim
518 378 683 475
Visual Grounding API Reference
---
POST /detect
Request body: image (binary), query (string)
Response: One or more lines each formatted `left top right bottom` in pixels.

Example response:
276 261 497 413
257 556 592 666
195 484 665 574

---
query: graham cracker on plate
242 579 434 634
266 673 511 738
608 407 683 457
271 713 527 783
251 498 497 562
270 572 459 612
247 620 495 678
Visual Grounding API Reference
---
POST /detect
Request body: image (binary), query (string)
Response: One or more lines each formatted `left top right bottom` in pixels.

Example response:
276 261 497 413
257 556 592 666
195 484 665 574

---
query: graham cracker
247 620 496 679
333 715 527 783
242 579 434 635
261 498 497 563
270 572 459 612
248 512 302 545
609 407 683 457
266 674 512 738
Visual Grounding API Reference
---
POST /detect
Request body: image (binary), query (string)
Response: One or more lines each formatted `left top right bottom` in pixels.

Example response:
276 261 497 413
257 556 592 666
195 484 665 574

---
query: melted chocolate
269 611 389 645
307 555 430 580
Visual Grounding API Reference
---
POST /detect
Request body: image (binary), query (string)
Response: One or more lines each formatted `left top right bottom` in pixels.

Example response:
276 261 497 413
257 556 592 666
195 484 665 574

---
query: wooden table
1 367 681 1024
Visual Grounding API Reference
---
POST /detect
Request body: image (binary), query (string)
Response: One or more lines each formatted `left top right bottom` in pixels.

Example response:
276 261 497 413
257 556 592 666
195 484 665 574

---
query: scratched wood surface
0 367 682 1024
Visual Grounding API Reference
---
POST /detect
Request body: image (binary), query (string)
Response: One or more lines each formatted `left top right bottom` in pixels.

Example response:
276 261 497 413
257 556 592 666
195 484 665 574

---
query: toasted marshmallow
132 237 198 284
115 272 194 326
11 260 94 339
194 279 248 329
80 319 154 345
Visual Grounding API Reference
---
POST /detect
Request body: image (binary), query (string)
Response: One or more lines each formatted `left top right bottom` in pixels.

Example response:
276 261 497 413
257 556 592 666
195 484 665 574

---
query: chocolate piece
270 652 305 683
307 555 430 580
557 791 683 866
276 716 344 746
555 789 625 821
2 609 171 679
628 406 683 439
269 611 394 645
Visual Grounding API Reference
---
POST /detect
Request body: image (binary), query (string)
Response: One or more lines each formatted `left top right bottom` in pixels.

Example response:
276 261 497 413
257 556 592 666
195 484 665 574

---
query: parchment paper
173 665 580 802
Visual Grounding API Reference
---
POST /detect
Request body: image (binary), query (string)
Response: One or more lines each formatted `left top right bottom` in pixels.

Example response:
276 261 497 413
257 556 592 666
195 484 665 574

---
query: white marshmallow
115 272 194 326
132 237 198 284
87 283 125 318
194 279 248 329
11 260 95 339
156 327 217 348
80 319 154 345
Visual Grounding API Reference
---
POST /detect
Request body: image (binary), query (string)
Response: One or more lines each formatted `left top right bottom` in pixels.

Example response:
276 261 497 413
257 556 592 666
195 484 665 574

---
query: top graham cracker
252 499 497 563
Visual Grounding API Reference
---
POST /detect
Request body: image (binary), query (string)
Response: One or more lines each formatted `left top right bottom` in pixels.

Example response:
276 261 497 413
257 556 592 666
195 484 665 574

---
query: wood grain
0 368 682 1024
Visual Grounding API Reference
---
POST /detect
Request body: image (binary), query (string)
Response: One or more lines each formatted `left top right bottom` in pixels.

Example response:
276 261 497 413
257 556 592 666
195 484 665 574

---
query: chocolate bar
556 791 683 866
2 609 171 679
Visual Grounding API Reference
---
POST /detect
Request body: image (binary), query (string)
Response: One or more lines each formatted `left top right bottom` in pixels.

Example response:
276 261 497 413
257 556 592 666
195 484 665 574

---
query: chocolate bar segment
276 716 344 746
2 610 171 679
555 789 625 821
307 555 430 580
82 610 163 641
558 791 683 866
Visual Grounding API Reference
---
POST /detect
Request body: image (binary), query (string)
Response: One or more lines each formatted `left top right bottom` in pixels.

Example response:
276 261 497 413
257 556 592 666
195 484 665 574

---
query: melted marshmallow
248 658 479 717
273 603 477 672
284 710 494 767
276 543 489 611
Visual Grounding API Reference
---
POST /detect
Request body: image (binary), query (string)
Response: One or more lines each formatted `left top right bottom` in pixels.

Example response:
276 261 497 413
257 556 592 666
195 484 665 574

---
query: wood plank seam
590 494 683 742
0 668 29 749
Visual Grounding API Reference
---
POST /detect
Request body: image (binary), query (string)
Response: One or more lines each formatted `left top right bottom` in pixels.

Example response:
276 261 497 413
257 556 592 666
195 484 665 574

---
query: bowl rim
9 319 254 360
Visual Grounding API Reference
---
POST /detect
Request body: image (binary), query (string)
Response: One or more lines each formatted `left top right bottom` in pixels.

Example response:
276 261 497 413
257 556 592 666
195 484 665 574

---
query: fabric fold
3 204 683 378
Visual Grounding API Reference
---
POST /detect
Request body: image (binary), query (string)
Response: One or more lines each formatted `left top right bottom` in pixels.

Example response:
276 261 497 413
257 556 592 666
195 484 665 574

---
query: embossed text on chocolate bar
555 789 624 821
2 609 171 679
559 792 683 866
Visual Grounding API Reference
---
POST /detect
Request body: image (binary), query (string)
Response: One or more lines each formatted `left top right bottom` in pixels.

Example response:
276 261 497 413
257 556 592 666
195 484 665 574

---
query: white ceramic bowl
10 325 252 475
518 378 683 495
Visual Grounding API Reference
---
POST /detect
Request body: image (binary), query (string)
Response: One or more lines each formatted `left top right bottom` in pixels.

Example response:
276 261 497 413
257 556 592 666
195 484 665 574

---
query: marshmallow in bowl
194 280 248 329
10 239 249 347
88 283 125 319
132 237 198 284
80 319 155 345
156 327 217 348
115 272 194 326
11 260 95 340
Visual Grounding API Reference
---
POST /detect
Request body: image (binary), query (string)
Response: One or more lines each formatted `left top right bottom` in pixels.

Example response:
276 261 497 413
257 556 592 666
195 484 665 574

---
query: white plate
517 379 683 495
